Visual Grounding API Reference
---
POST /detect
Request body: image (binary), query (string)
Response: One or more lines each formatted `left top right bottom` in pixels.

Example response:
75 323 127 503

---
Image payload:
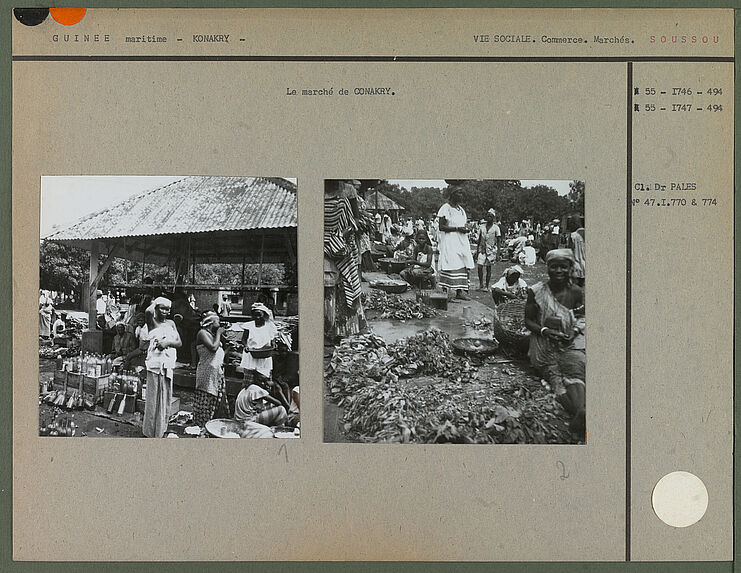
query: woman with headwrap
140 297 182 438
524 249 586 435
381 211 393 245
399 229 436 289
109 322 137 366
39 291 53 339
240 302 278 387
436 186 475 301
233 381 287 428
392 228 416 261
324 180 368 341
491 265 528 305
194 312 225 428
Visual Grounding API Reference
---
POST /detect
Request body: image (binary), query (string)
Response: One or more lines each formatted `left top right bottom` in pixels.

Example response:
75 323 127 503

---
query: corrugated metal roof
365 191 405 211
45 176 297 242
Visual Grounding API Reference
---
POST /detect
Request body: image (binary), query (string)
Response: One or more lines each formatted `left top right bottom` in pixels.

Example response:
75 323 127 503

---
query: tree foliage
39 241 87 297
39 240 292 302
568 180 585 214
364 180 578 226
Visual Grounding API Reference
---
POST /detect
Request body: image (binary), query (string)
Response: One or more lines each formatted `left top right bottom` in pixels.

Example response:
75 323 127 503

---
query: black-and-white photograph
39 176 299 439
324 179 585 444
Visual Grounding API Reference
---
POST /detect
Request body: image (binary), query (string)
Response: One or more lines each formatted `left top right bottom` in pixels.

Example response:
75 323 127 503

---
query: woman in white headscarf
240 302 278 386
140 297 182 438
491 265 528 304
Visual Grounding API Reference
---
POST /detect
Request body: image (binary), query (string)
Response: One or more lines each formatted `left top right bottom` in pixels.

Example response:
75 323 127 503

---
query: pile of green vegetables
326 328 576 444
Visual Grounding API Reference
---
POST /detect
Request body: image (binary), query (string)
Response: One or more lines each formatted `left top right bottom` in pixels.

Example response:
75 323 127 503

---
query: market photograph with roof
324 179 586 444
39 176 300 439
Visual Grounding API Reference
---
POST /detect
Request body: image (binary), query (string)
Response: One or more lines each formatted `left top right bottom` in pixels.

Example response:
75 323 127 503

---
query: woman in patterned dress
193 312 224 428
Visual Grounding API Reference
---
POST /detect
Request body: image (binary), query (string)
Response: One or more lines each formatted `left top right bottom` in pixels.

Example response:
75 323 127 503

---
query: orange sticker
49 8 86 26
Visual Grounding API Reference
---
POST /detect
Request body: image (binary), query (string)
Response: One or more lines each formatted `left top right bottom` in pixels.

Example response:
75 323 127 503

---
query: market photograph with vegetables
38 176 300 439
324 179 586 444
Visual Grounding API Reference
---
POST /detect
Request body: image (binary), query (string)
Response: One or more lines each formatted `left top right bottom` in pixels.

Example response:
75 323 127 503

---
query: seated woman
52 312 69 346
109 322 137 366
519 240 537 267
263 377 300 428
399 230 436 289
491 265 527 304
510 229 529 262
524 249 586 434
234 381 287 427
392 231 415 261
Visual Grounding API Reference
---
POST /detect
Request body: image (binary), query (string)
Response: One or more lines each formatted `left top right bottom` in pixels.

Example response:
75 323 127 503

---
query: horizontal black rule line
12 55 735 62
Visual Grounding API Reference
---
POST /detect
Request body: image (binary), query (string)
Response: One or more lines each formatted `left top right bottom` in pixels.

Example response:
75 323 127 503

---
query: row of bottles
41 388 94 410
108 370 139 395
58 353 113 377
39 412 76 437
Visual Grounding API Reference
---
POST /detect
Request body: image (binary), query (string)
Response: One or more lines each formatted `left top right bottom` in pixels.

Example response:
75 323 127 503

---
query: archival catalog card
11 8 733 562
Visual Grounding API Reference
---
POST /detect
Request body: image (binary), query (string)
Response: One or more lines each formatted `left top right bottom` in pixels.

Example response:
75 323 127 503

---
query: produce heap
326 328 575 444
38 346 78 359
362 291 438 320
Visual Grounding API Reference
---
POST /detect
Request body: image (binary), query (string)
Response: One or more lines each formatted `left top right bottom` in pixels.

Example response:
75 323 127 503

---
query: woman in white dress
240 302 278 386
435 186 474 301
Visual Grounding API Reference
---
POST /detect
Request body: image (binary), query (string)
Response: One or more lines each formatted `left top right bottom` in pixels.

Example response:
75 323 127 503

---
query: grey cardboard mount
11 8 735 563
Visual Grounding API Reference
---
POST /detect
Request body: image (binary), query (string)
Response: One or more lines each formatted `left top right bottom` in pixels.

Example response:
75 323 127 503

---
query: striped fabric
324 197 361 307
438 268 470 290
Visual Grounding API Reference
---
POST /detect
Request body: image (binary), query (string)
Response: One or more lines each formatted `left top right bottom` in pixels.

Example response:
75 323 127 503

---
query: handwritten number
557 460 569 480
278 443 288 464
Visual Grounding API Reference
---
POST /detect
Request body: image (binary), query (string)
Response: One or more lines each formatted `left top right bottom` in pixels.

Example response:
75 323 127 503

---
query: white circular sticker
652 471 708 528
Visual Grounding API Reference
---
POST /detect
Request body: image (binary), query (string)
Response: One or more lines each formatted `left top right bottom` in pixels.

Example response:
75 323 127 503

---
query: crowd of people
41 283 299 438
323 181 585 312
324 180 587 436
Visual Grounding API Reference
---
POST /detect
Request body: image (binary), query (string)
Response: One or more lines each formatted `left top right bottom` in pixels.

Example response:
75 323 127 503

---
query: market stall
364 190 405 222
41 176 299 437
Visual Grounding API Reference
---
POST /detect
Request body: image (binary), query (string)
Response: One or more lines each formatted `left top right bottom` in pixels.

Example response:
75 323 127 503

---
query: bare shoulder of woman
569 284 585 306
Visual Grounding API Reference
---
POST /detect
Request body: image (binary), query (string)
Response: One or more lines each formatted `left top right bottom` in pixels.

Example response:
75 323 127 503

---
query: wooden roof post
257 233 265 288
88 241 100 329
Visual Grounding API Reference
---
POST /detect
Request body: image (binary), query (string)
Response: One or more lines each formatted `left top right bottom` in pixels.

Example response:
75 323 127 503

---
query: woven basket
491 299 530 353
248 347 275 359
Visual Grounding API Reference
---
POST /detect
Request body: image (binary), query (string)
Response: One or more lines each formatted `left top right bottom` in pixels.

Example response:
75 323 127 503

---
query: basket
370 280 408 294
491 298 530 353
452 338 499 356
248 347 275 359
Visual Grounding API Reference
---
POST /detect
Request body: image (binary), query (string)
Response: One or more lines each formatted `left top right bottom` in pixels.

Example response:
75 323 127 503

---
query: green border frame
1 2 737 571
